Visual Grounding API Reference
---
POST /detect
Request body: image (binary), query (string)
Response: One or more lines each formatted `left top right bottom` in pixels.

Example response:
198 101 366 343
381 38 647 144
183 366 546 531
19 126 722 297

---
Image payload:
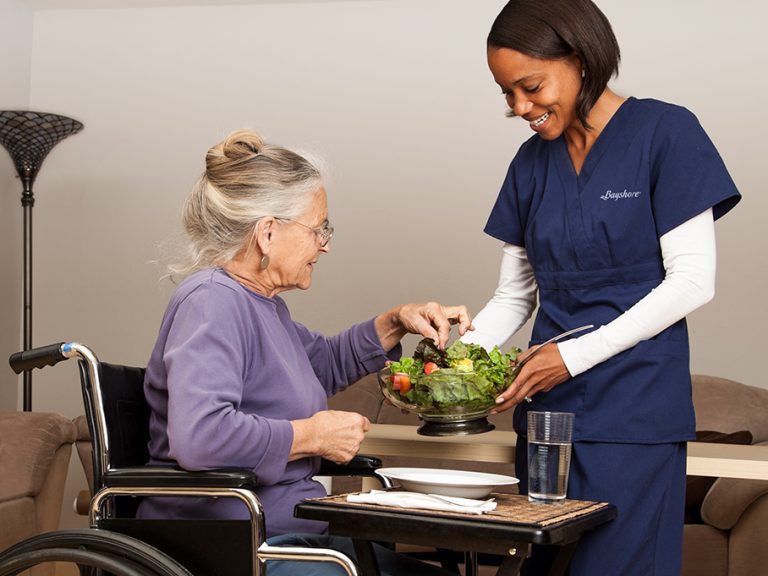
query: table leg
436 549 460 573
464 551 478 576
495 555 525 576
547 542 577 576
352 539 381 576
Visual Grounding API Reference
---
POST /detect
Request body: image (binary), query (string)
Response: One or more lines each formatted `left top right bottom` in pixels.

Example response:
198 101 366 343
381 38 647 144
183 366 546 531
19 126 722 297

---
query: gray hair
172 129 325 276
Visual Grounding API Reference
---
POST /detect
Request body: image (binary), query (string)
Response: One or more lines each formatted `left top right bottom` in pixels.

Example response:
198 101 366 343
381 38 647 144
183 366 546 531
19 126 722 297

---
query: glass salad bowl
377 339 520 436
377 367 516 436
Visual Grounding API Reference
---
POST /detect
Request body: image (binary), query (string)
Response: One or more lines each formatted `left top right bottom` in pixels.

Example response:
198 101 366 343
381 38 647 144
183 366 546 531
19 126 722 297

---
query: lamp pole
0 111 83 411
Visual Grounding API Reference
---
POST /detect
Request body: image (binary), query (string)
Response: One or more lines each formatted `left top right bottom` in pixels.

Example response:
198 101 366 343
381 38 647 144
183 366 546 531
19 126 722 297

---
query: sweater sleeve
162 287 294 486
294 317 400 396
558 208 716 376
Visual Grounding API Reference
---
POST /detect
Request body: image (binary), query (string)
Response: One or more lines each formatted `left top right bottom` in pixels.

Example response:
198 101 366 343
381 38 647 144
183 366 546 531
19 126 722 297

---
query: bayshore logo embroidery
600 189 642 201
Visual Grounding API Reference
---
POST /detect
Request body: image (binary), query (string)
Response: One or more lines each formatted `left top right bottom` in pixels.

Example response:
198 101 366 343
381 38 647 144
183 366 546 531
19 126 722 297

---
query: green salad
386 339 521 411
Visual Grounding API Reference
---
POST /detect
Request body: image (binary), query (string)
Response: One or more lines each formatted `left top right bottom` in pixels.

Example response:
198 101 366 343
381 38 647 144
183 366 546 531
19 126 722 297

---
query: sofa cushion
685 429 752 524
73 414 95 493
0 497 36 550
692 375 768 443
328 374 383 420
701 473 768 530
682 523 728 576
0 412 77 501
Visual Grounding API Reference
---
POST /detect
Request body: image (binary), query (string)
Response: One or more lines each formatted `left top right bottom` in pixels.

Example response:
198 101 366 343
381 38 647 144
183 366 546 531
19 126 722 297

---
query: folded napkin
346 490 497 514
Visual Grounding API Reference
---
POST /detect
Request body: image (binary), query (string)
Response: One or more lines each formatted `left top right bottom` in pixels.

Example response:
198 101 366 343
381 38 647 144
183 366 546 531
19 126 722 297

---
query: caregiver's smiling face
488 46 583 140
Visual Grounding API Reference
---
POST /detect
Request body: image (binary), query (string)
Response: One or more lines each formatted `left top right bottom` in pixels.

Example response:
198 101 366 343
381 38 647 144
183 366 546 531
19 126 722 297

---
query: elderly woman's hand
375 302 474 351
290 410 370 465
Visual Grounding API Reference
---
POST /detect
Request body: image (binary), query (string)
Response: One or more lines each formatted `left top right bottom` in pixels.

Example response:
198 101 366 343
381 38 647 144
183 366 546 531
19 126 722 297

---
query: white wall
0 0 33 410
3 0 765 529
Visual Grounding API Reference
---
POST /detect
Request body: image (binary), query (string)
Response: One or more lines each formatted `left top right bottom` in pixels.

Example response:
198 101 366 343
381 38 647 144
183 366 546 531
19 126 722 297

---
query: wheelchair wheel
0 547 153 576
0 530 193 576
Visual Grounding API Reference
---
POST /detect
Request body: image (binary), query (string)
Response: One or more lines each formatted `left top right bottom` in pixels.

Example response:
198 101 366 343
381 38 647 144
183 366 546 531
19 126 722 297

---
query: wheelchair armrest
104 466 258 489
318 455 382 477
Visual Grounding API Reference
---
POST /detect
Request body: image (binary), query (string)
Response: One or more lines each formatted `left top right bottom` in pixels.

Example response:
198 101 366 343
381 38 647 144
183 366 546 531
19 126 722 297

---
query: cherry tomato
423 362 440 375
392 372 412 394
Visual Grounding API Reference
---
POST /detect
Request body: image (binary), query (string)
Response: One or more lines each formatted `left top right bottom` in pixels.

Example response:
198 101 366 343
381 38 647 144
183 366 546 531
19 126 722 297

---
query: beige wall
0 0 33 411
0 0 765 529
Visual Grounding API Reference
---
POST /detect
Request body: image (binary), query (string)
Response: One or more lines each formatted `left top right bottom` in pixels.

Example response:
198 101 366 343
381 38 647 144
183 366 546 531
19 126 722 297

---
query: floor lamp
0 110 83 411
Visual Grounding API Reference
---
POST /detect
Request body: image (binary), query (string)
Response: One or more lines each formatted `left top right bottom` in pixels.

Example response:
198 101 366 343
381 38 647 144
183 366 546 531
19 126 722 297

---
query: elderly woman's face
270 187 331 292
487 46 582 140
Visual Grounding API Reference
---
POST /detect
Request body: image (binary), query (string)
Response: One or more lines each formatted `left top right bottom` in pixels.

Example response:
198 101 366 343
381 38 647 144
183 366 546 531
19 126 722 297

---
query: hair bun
222 129 265 159
206 129 266 173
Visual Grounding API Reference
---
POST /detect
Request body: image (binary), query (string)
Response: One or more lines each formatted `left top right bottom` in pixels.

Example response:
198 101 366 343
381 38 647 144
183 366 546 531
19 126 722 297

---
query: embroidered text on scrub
600 190 642 201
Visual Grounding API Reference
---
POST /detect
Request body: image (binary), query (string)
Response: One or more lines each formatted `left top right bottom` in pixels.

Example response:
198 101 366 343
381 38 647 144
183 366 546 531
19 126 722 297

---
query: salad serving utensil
513 324 595 402
421 493 496 507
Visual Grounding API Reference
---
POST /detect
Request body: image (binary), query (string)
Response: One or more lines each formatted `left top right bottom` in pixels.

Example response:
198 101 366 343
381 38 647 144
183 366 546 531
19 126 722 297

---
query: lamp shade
0 111 84 190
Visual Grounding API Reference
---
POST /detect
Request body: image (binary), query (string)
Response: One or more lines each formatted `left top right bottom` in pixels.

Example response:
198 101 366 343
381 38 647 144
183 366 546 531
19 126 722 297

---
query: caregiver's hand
490 343 571 413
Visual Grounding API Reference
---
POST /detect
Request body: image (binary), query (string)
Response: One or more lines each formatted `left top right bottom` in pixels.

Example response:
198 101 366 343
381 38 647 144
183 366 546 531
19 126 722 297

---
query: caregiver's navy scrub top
484 97 741 443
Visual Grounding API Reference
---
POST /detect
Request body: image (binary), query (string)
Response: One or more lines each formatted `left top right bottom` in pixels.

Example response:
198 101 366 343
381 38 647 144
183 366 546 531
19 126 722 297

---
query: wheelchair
1 342 389 576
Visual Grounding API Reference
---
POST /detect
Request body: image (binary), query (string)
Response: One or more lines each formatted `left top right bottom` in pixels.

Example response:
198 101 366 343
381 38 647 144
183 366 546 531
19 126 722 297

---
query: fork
511 324 595 402
422 493 495 507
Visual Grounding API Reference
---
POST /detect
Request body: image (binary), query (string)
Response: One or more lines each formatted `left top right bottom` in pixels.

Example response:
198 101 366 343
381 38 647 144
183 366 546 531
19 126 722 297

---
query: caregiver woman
463 1 741 574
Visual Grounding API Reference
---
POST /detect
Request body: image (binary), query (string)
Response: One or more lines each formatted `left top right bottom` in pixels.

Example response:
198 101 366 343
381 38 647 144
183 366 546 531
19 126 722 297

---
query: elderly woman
137 129 466 575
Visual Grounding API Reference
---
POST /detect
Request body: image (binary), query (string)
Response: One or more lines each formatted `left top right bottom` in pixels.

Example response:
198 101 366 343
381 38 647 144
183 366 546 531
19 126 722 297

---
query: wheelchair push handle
9 342 72 374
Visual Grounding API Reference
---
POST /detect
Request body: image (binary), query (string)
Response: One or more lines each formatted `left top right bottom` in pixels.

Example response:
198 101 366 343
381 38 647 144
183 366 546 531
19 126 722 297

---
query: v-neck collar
556 97 636 188
546 98 637 270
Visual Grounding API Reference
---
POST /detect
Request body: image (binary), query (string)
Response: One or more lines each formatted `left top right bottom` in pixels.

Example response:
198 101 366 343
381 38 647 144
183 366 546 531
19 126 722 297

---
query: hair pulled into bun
205 130 265 176
174 128 325 276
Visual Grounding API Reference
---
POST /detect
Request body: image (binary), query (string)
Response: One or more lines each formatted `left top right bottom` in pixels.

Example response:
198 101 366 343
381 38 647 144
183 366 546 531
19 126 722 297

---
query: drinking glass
527 411 574 503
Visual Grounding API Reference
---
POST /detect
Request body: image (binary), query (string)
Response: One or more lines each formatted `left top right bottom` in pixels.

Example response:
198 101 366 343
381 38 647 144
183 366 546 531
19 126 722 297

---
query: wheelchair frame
2 341 361 576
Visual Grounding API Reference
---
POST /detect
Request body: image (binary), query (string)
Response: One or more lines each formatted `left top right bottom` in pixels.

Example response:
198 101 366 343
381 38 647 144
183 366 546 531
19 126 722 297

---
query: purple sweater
137 268 396 536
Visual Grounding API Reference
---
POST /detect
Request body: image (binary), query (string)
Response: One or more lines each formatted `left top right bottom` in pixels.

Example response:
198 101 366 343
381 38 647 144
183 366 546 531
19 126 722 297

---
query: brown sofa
73 414 94 493
683 375 768 576
329 373 768 576
0 411 77 576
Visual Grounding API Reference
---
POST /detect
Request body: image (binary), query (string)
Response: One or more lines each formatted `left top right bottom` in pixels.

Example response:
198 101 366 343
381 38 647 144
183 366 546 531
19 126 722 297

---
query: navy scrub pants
516 439 687 576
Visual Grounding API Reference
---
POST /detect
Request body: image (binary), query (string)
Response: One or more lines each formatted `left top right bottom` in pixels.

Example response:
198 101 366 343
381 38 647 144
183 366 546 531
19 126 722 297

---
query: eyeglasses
279 218 334 247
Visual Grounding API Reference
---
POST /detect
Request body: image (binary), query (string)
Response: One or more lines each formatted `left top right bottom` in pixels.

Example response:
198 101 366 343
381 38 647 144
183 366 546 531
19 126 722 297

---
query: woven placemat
308 492 609 528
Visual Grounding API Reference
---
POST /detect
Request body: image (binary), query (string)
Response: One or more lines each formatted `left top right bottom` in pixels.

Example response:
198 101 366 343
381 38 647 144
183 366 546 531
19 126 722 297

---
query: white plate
375 467 519 499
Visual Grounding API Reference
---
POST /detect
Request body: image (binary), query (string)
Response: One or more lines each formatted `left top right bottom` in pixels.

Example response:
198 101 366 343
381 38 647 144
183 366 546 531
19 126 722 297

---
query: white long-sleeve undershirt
462 209 716 377
461 243 538 351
